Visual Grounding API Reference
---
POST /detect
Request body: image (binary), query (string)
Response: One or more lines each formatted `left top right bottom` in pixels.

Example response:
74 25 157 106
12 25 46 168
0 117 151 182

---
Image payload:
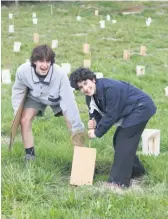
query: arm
95 87 121 138
59 72 84 133
89 110 102 126
85 96 102 126
12 68 27 115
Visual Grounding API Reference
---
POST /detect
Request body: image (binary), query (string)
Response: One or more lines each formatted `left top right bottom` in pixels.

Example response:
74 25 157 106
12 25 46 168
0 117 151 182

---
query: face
77 79 96 96
34 60 51 75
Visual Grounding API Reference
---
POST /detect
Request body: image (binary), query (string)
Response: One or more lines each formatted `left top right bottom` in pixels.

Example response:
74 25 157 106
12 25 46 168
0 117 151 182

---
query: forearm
61 101 84 133
94 115 116 138
60 73 84 133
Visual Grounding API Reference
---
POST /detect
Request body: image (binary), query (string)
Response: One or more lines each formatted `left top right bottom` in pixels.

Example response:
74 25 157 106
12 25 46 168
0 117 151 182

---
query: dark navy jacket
86 78 156 138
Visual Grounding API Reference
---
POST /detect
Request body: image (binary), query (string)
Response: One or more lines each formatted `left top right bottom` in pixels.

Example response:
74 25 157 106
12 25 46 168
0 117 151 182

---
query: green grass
1 1 168 218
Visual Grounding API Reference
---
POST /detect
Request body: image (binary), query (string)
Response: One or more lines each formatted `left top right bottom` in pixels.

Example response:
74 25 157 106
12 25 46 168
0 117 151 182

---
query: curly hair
69 67 96 90
30 44 55 66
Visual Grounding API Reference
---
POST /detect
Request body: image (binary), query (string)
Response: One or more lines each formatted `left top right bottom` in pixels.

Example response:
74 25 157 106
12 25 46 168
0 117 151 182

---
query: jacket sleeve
59 72 84 133
12 68 27 115
90 110 102 125
95 87 121 138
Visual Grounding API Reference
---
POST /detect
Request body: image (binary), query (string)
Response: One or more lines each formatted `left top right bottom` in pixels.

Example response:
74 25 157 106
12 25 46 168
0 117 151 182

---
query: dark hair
30 44 55 66
69 67 96 90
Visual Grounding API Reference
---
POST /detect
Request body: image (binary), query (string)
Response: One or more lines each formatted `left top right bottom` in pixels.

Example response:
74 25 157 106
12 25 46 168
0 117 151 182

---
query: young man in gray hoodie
12 44 85 160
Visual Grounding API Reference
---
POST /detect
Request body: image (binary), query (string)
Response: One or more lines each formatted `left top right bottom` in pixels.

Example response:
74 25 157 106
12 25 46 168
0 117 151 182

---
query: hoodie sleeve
59 72 84 133
11 67 27 115
94 86 121 138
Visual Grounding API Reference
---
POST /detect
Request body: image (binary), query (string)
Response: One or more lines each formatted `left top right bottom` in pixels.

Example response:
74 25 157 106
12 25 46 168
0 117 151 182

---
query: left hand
88 129 96 139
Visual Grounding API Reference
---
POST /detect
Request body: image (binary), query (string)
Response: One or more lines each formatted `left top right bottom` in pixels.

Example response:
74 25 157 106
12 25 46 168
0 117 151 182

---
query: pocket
48 95 61 103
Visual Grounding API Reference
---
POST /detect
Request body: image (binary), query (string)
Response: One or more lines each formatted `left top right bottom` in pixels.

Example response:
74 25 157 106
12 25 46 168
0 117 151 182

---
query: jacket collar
95 79 104 100
31 65 53 85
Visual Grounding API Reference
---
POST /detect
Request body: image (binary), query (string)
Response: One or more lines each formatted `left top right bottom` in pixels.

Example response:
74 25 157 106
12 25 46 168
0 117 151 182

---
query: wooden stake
33 33 39 43
123 50 130 60
83 43 90 54
140 45 146 56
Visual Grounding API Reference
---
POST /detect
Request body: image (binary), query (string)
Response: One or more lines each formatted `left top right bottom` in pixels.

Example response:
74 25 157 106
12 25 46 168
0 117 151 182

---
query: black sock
25 147 35 156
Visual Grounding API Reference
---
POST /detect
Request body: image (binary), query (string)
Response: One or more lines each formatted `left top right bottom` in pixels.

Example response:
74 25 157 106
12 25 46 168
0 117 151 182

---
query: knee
20 115 32 127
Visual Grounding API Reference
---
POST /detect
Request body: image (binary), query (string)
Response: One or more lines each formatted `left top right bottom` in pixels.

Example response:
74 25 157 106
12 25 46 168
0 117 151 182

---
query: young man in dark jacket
69 67 157 188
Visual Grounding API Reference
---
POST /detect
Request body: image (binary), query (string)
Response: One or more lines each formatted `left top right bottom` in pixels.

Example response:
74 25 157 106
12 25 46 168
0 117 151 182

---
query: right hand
71 129 87 147
88 118 96 130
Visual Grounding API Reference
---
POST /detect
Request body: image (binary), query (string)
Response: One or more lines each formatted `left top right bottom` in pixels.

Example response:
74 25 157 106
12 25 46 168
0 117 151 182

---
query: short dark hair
30 44 55 66
69 67 96 90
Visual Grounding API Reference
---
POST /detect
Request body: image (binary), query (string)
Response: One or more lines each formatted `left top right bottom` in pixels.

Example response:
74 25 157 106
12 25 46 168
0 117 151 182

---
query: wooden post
140 45 146 56
83 59 91 68
33 33 39 43
50 5 53 15
15 0 18 7
9 88 28 151
83 43 90 54
123 50 130 60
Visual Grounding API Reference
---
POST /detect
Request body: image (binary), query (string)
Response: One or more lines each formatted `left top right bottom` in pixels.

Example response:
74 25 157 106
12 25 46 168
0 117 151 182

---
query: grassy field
1 1 168 218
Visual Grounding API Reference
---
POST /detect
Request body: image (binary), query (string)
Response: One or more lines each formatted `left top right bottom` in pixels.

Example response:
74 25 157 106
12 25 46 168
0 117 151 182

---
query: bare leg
20 108 38 149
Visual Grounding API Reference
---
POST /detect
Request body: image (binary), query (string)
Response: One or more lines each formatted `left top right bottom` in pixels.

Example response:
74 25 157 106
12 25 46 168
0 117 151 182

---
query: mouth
40 68 48 71
85 91 91 95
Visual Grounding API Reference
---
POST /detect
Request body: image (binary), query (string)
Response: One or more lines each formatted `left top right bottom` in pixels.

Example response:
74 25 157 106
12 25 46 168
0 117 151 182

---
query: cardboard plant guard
70 146 96 186
9 88 28 151
70 131 96 186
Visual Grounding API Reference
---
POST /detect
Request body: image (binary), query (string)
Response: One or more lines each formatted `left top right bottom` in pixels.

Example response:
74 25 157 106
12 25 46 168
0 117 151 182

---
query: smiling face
77 79 96 96
34 60 51 75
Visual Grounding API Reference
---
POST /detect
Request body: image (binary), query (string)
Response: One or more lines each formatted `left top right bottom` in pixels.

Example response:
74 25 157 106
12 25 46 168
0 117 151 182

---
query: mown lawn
1 1 168 218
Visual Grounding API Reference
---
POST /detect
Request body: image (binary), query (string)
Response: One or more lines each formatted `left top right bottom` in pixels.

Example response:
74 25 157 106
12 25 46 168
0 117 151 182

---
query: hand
88 129 96 139
88 118 96 129
71 130 87 147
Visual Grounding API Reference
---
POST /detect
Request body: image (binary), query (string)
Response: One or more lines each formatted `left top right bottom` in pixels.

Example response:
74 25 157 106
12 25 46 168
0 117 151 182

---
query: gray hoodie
12 62 84 133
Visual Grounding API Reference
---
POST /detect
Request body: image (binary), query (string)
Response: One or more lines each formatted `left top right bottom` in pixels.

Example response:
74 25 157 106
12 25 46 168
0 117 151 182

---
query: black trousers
108 121 148 187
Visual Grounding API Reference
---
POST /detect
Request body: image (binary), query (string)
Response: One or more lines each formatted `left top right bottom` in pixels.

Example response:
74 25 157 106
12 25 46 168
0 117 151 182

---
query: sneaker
25 154 35 161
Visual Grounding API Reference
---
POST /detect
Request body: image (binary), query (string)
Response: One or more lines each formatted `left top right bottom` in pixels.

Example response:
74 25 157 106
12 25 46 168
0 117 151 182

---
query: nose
42 61 48 68
83 86 88 93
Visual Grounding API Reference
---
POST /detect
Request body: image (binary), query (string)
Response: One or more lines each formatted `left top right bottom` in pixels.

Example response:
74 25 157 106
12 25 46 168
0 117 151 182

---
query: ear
92 78 96 83
33 61 37 65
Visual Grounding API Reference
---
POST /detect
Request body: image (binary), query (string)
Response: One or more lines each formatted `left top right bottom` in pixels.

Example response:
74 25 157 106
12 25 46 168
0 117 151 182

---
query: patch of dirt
1 135 10 145
120 5 145 15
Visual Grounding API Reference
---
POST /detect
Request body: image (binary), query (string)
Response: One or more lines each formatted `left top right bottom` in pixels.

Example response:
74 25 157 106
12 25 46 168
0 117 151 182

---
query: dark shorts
24 97 63 117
